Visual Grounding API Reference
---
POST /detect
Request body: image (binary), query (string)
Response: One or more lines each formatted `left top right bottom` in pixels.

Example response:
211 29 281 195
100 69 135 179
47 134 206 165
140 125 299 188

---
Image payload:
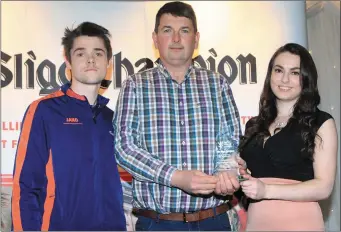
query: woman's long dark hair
238 43 321 160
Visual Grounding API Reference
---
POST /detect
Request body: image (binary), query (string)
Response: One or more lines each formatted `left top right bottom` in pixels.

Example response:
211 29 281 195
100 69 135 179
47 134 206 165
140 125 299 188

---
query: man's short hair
154 1 197 33
62 22 112 63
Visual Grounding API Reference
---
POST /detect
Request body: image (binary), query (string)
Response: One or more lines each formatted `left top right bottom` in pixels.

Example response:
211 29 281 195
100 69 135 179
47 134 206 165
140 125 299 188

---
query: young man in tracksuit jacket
11 22 126 231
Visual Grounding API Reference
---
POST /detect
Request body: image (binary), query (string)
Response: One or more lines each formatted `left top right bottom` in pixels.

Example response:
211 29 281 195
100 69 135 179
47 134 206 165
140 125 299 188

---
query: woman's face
270 52 302 103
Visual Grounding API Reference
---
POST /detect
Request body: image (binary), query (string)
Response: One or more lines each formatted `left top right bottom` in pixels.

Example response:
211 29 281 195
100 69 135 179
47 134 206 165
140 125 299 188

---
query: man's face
66 36 109 86
152 14 199 69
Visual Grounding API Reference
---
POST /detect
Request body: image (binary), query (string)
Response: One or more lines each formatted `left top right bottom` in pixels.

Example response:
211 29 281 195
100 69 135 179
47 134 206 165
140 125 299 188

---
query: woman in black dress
239 43 338 231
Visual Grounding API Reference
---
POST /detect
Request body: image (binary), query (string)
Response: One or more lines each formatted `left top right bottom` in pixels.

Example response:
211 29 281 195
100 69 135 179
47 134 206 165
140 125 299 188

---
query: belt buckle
183 212 188 223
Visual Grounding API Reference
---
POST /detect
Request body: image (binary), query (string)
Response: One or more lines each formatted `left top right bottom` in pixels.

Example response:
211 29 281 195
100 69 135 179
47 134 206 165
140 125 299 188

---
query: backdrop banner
1 1 307 230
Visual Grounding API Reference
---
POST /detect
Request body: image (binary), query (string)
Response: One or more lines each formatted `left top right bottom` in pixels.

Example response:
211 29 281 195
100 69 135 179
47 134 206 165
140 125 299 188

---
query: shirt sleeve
113 77 177 187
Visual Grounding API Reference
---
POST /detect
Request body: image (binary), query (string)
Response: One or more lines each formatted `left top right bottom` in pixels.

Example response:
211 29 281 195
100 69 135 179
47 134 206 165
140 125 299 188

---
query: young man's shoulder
26 89 65 111
102 105 114 118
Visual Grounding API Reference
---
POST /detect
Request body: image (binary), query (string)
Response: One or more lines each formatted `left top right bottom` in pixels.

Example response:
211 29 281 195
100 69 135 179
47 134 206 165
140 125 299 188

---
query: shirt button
179 101 183 106
183 162 187 167
182 141 186 145
180 121 184 125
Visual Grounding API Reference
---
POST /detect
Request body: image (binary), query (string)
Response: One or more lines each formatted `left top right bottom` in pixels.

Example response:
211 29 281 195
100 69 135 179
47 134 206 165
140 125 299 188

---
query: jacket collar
60 82 109 106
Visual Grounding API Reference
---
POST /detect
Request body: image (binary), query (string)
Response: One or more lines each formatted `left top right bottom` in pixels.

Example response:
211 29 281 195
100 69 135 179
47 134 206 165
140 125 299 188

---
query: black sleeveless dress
240 109 333 231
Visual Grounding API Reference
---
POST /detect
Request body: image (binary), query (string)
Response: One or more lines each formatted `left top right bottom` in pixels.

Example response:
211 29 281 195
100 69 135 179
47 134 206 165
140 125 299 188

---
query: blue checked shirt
114 61 241 213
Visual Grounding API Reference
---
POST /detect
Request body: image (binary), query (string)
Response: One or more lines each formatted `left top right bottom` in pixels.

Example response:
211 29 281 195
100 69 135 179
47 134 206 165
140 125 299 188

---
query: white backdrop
1 1 308 231
307 1 340 230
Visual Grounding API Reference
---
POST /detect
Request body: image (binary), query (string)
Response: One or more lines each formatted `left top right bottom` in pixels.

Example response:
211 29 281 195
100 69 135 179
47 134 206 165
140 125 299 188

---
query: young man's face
152 13 199 69
66 36 110 86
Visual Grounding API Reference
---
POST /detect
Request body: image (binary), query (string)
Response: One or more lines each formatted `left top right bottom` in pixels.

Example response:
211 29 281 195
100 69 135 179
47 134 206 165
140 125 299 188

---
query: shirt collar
155 58 195 81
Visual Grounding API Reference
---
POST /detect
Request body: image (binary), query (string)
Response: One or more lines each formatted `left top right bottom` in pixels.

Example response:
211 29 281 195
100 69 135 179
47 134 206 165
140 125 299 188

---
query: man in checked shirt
114 1 246 231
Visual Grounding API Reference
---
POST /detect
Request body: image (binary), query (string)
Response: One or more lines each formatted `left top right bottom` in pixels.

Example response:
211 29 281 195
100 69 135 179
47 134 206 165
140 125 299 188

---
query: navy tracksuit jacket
11 83 126 231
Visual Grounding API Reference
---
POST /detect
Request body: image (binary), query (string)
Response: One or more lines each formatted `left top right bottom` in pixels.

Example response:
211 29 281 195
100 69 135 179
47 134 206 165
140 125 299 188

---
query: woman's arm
241 118 338 201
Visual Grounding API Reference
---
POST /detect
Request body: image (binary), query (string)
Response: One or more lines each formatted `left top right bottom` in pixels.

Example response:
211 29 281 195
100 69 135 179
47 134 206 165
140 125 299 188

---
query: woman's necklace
273 119 288 135
274 121 287 128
